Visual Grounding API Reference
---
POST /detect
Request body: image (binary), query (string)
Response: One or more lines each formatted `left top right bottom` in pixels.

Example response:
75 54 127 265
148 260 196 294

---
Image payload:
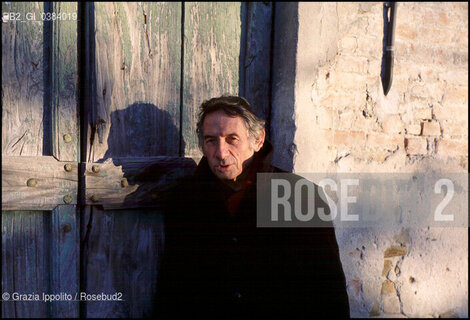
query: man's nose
215 140 229 160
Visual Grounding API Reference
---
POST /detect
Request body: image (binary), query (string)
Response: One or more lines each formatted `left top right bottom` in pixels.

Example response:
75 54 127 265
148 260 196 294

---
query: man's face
202 110 264 181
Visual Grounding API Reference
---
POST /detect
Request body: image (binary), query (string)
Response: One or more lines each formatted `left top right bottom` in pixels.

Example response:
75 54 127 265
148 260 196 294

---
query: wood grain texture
89 2 182 161
243 2 273 129
84 157 196 209
52 2 79 162
182 2 242 156
50 205 79 317
81 208 164 318
2 2 45 156
2 156 78 211
1 211 49 317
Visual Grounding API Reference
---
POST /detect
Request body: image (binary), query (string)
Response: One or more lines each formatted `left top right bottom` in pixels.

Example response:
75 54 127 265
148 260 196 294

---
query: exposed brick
369 300 380 317
438 12 451 26
319 129 335 146
333 130 366 147
367 133 404 151
406 123 422 136
396 22 418 40
384 246 408 258
349 279 361 296
354 116 380 133
382 115 404 134
320 90 364 109
340 35 358 54
336 56 368 74
441 120 468 138
367 58 381 76
382 260 393 277
393 76 410 95
436 139 468 157
381 280 397 295
383 295 401 314
316 106 338 129
414 108 433 121
364 149 390 162
420 25 458 45
338 110 356 130
433 104 468 121
421 121 441 136
405 137 428 155
409 84 430 100
356 36 381 57
442 86 468 108
330 71 367 91
439 70 468 88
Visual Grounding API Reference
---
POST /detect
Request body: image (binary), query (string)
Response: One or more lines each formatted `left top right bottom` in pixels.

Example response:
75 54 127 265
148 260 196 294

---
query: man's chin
214 170 238 181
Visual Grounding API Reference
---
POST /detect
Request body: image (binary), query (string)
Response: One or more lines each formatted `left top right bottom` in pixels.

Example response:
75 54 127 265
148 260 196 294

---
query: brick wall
309 2 468 173
272 2 468 318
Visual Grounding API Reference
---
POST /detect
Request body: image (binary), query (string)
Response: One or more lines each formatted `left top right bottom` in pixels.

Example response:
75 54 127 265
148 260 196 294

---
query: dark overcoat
155 142 350 319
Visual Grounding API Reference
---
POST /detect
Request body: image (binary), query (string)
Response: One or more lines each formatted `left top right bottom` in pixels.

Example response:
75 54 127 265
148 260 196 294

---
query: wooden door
2 2 272 317
2 2 80 318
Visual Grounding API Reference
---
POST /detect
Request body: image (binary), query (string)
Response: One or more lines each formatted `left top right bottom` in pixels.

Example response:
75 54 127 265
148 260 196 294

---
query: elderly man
155 96 350 318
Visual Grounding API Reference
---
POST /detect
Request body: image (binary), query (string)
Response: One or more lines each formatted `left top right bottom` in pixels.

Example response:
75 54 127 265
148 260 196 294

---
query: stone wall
271 2 468 318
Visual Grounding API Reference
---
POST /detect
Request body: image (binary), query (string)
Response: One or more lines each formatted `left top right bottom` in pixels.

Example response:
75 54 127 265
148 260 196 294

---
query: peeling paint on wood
81 208 164 318
52 2 79 162
90 2 182 161
183 2 242 157
50 205 79 317
2 2 45 156
2 157 78 211
1 211 50 317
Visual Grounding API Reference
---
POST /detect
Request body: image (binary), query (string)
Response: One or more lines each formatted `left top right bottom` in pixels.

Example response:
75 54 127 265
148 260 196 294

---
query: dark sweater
155 142 350 319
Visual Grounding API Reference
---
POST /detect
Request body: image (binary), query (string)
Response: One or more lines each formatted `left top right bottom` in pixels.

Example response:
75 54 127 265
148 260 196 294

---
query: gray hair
196 96 265 149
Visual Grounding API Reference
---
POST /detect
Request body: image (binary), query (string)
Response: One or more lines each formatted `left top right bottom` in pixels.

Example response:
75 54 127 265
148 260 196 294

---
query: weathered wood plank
1 211 49 318
84 157 197 209
50 205 79 317
82 208 164 318
89 2 182 161
182 2 242 157
1 2 45 156
2 156 78 211
52 2 79 162
243 2 273 130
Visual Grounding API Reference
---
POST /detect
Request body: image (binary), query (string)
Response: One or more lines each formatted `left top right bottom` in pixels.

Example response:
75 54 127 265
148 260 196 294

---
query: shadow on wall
102 102 181 158
83 103 195 317
97 102 196 208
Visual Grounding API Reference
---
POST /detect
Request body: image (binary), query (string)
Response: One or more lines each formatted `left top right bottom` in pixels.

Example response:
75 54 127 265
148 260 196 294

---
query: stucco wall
271 2 468 318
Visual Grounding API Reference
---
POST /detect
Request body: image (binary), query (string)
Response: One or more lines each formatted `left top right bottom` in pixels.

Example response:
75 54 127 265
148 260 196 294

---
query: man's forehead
203 111 247 135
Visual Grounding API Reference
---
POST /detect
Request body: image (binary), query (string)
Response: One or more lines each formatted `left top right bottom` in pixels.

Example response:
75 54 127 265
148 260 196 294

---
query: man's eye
227 136 238 144
205 139 215 144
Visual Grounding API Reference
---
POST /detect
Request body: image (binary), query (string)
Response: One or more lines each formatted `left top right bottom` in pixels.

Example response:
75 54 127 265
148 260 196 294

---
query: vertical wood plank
1 2 45 156
82 209 164 318
1 211 49 318
82 3 181 317
52 2 79 162
243 2 273 131
89 2 182 161
182 2 242 156
49 3 80 318
50 205 79 318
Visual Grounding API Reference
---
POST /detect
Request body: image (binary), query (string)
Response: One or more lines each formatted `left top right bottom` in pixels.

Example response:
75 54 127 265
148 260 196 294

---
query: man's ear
253 129 266 152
